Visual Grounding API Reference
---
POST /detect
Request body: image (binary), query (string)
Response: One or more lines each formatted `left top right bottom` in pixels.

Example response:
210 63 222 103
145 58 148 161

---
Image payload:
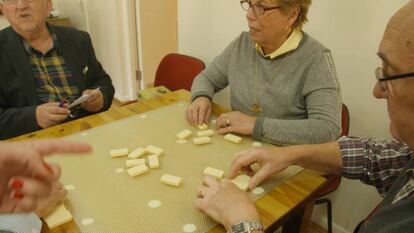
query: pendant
250 103 262 113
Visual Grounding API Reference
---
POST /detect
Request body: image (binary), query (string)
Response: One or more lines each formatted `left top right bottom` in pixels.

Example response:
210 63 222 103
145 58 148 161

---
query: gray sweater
191 32 342 145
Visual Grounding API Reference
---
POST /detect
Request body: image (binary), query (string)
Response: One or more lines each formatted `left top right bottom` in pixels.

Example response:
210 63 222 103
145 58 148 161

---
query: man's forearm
288 141 343 175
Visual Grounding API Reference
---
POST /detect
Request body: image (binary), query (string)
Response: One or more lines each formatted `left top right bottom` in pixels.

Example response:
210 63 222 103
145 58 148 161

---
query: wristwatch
228 220 264 233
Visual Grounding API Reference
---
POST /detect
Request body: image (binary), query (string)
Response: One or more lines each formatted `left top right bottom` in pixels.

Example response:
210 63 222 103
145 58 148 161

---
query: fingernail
13 192 24 200
11 179 24 190
43 162 53 173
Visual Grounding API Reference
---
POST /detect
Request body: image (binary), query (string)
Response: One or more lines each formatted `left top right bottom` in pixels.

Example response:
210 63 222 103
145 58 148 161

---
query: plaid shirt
338 136 414 204
22 32 80 104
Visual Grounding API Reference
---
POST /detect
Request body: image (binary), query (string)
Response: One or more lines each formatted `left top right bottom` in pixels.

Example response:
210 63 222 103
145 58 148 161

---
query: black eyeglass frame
240 0 281 16
376 67 414 82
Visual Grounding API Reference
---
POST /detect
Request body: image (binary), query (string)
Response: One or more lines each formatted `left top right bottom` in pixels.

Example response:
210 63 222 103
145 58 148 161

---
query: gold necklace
250 51 292 114
251 54 263 113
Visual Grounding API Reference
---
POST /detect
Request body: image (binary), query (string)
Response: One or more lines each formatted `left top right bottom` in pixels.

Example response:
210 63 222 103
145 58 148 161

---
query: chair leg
315 198 333 233
327 199 332 233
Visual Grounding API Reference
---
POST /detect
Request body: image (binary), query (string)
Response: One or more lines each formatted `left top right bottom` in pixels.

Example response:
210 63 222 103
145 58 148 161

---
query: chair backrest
154 53 205 91
316 103 351 197
341 103 350 136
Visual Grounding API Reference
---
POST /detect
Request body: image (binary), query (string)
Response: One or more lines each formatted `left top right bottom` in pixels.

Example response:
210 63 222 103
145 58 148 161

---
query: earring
285 25 291 34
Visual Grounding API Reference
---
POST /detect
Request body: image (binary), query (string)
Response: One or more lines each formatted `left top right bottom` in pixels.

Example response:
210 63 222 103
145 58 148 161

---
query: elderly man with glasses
194 1 414 233
0 0 115 140
187 0 342 147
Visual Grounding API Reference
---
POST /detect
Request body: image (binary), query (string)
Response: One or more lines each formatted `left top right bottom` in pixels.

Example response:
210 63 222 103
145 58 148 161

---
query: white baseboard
114 93 135 103
312 216 352 233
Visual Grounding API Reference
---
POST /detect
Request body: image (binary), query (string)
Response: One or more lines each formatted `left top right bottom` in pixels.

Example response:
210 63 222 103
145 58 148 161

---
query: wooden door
136 0 178 88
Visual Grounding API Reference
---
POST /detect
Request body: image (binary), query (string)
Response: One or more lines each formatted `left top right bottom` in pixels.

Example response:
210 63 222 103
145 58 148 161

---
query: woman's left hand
216 111 256 135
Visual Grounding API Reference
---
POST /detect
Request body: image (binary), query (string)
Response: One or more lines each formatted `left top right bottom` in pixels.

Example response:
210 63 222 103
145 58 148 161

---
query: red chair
341 104 350 136
154 53 206 91
314 103 350 233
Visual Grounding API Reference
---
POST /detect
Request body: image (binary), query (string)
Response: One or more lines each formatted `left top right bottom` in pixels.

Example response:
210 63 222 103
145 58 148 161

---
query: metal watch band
229 220 264 233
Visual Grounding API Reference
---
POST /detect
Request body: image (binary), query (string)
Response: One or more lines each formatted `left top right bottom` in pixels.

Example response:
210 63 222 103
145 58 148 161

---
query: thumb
193 198 205 212
248 165 274 190
217 126 234 135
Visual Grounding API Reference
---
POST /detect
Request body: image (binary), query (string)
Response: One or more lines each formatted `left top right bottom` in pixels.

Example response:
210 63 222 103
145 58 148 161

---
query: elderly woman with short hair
187 0 342 146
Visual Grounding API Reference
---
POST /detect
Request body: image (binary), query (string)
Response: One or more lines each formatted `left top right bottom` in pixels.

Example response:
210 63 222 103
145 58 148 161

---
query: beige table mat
48 102 303 233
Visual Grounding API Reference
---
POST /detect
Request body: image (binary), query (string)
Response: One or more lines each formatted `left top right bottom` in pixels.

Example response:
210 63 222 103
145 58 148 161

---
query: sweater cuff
252 116 265 141
191 91 213 102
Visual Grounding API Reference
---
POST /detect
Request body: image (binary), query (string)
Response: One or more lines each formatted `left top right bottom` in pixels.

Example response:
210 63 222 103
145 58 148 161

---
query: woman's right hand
186 96 212 125
194 176 260 231
229 147 293 191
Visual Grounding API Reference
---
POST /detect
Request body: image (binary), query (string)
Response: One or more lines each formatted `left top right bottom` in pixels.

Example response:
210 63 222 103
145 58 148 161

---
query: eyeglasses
2 0 40 5
240 0 280 16
375 67 414 91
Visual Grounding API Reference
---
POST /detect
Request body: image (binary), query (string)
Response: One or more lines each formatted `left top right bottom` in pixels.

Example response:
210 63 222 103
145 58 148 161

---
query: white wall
178 0 408 232
53 0 88 31
55 0 138 102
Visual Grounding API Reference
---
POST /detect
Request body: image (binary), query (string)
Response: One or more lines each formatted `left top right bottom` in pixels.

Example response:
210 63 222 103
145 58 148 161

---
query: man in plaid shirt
194 1 414 233
0 0 115 139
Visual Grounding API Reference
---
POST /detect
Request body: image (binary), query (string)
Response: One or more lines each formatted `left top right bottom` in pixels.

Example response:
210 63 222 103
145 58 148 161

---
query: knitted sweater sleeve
253 50 342 145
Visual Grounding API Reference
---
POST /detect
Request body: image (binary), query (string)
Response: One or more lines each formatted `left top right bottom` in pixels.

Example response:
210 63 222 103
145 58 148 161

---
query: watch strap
229 220 263 233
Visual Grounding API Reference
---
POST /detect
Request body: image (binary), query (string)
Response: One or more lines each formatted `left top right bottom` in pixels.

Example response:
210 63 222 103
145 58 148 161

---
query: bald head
389 1 414 53
379 1 414 73
375 1 414 147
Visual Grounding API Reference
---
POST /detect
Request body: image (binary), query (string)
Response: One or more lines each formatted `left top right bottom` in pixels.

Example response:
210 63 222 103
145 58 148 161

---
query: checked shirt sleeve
337 136 412 196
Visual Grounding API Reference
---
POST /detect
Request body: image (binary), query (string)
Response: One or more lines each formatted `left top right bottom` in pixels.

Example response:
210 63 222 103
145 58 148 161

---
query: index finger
204 109 211 124
50 106 70 115
186 105 194 125
89 91 102 100
190 106 199 126
202 175 219 187
229 150 258 179
86 93 99 102
197 106 206 125
30 139 92 157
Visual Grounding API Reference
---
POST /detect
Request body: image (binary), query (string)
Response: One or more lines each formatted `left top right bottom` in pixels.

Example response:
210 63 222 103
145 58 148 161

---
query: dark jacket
0 25 115 139
358 157 414 233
